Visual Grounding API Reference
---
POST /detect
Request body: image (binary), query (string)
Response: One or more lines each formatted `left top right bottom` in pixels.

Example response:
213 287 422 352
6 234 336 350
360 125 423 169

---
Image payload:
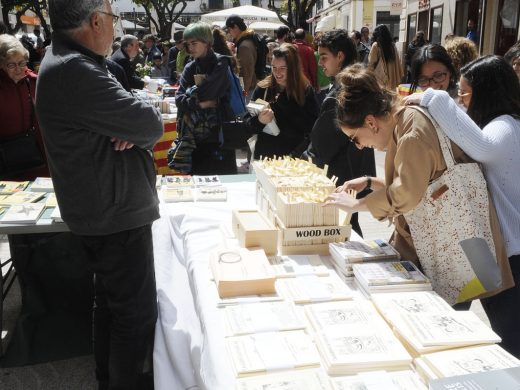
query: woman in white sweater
406 55 520 357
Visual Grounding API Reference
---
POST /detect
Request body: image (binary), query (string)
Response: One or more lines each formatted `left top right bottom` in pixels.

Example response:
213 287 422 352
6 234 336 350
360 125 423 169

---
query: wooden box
231 209 279 255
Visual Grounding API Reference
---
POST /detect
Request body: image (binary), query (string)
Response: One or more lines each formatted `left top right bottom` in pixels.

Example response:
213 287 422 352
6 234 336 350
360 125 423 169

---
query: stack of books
235 369 332 390
0 191 45 206
330 370 427 390
225 330 321 377
352 260 431 296
413 345 520 383
161 187 194 202
276 274 353 304
315 326 412 375
223 301 306 336
268 254 330 278
30 177 54 192
329 239 400 279
0 203 46 224
0 181 29 195
304 300 387 332
395 310 501 356
210 248 276 298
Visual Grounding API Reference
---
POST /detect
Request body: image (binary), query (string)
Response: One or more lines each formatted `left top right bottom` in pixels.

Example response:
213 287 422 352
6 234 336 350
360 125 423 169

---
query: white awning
315 14 336 32
200 5 285 25
121 19 146 30
249 21 285 31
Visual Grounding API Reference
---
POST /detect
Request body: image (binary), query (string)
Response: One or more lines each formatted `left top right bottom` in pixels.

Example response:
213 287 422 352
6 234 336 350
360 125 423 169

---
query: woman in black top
244 43 318 160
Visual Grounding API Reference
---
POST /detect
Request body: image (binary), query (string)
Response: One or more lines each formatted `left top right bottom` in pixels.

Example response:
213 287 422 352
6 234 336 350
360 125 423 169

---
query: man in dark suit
111 34 144 90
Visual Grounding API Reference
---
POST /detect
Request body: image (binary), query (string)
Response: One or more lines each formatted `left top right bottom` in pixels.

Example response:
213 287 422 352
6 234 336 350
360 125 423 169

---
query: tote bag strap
408 105 456 169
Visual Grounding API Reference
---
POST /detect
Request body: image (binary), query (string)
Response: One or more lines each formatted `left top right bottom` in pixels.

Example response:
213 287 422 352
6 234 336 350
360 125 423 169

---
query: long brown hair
258 43 308 106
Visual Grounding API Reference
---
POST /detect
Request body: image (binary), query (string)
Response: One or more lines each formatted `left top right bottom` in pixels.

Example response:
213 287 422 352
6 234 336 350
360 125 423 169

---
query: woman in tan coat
324 64 513 309
368 24 403 90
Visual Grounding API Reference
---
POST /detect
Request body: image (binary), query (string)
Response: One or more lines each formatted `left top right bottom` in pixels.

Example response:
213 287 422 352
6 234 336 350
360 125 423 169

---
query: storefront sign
419 0 430 10
391 1 403 15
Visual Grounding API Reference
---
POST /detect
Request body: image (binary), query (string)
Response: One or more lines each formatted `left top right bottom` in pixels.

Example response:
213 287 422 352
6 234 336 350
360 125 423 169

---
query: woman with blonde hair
444 36 478 77
244 43 318 159
0 34 48 179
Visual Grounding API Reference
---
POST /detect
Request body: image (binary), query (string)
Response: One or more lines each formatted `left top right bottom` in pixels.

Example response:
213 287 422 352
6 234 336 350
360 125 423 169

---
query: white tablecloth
153 181 257 390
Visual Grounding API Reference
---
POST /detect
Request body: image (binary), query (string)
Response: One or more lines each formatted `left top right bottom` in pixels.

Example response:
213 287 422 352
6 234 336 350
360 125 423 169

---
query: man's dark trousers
79 224 157 390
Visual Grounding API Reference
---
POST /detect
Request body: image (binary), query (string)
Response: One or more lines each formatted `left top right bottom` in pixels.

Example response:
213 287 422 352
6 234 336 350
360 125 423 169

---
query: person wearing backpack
226 15 267 101
169 22 237 175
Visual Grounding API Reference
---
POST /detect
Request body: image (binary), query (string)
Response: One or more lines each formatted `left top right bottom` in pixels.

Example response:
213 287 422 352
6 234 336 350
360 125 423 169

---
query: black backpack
238 33 268 81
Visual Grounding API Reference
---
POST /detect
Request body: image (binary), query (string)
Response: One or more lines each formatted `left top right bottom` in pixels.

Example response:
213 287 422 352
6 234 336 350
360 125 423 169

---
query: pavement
0 150 489 389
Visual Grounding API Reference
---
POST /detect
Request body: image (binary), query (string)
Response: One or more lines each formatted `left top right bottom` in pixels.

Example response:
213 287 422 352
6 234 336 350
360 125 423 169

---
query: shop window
407 13 417 46
430 6 443 44
376 11 400 39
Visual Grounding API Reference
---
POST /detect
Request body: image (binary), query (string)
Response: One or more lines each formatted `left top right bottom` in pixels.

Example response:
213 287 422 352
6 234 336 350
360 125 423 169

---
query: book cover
429 366 520 390
192 175 221 186
0 203 46 224
196 186 227 202
164 175 193 188
0 181 29 195
276 274 353 304
210 248 276 298
224 301 306 336
235 369 332 390
226 330 321 377
0 191 45 206
331 370 427 390
269 254 330 277
353 261 430 287
423 345 520 378
30 177 54 192
161 187 194 203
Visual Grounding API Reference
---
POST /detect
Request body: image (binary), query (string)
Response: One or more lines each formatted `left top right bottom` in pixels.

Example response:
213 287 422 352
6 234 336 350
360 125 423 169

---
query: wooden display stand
231 209 278 256
252 158 351 255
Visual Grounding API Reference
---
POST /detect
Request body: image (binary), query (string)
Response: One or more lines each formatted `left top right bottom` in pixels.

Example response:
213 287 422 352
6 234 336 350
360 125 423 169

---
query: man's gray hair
49 0 105 31
121 35 138 50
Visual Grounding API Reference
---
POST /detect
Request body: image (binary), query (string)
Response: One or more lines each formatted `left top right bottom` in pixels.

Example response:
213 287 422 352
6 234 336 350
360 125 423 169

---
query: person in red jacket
293 28 318 89
0 34 48 180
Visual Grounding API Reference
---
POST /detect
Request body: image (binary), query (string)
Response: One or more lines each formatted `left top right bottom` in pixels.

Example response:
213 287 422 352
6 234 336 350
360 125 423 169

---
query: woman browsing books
323 64 512 309
243 43 319 160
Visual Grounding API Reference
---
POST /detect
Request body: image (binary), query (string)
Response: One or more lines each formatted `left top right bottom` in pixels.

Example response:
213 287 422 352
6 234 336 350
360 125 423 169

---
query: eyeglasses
417 71 448 87
6 60 28 70
457 89 472 98
347 128 361 146
97 11 120 27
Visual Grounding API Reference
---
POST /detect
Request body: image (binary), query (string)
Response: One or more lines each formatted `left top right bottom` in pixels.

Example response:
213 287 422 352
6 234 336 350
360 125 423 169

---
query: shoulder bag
404 106 511 305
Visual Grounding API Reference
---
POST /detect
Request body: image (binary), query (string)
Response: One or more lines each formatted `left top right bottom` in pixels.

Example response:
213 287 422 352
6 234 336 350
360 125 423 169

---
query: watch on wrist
364 176 372 191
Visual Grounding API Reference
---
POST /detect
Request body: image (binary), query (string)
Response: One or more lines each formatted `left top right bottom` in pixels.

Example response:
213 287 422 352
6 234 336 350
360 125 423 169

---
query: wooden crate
231 209 279 256
275 215 351 255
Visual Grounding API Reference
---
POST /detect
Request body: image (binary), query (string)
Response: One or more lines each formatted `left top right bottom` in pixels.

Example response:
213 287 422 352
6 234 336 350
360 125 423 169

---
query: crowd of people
1 2 520 388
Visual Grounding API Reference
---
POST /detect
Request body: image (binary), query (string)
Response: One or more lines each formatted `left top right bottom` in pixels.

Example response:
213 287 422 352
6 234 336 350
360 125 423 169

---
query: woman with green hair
169 22 237 174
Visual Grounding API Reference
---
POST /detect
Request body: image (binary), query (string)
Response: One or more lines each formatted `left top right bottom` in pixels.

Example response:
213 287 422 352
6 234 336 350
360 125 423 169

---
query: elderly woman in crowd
0 34 48 179
324 64 512 309
244 43 318 160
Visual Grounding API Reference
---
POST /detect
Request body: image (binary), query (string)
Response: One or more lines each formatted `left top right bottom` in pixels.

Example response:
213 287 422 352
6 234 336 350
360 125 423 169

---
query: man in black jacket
304 30 376 237
111 34 145 89
36 1 163 389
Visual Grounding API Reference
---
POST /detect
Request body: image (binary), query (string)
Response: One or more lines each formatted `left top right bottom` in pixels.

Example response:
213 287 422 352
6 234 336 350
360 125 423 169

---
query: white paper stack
415 345 520 382
330 370 427 390
329 239 400 278
276 274 353 304
223 301 306 336
30 177 54 192
225 330 321 377
235 369 332 390
1 203 45 224
398 311 501 354
304 300 387 333
196 186 227 202
371 291 455 355
269 254 330 278
353 261 431 296
161 187 194 202
315 325 412 375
